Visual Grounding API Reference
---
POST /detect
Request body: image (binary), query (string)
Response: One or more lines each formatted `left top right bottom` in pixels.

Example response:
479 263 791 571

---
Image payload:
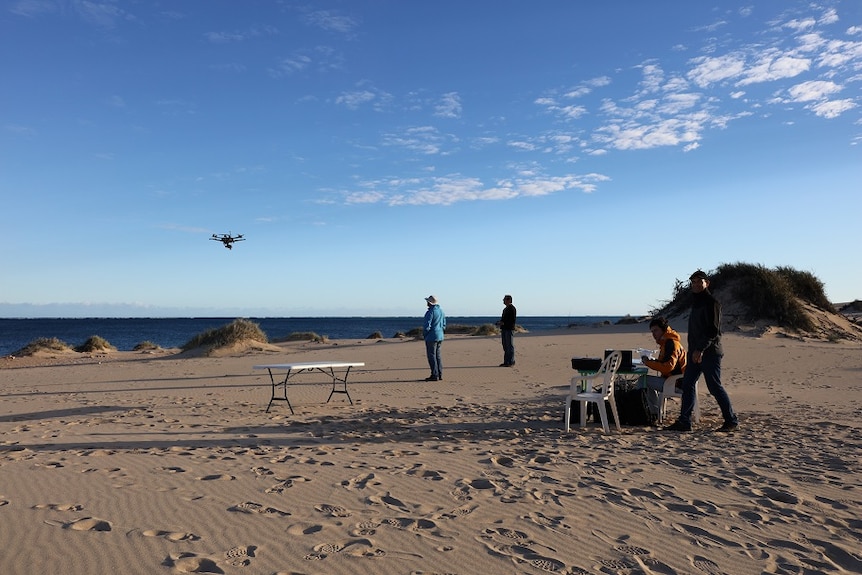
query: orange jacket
642 327 686 378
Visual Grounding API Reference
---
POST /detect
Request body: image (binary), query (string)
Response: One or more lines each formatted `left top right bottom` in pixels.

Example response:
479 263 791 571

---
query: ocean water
0 316 622 357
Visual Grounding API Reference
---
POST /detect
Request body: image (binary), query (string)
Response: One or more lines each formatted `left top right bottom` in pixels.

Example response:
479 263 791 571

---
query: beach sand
1 326 860 574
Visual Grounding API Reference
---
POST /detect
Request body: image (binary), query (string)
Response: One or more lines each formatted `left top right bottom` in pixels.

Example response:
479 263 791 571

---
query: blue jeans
679 351 737 426
501 329 515 365
425 340 443 378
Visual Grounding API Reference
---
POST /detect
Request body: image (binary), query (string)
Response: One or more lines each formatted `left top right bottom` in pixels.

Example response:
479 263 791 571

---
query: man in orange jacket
640 316 686 418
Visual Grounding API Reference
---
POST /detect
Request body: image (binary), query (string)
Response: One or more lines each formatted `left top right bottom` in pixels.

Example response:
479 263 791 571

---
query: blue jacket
423 305 446 342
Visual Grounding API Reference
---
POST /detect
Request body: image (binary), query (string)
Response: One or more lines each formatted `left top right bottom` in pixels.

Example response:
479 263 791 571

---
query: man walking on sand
497 294 517 367
666 270 739 432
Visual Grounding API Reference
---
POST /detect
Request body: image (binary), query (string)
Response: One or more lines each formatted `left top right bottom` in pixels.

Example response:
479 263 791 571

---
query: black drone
210 233 245 250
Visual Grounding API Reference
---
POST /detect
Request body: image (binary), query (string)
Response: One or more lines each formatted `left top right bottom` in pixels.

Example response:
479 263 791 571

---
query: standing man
498 294 517 367
666 270 739 432
423 295 446 381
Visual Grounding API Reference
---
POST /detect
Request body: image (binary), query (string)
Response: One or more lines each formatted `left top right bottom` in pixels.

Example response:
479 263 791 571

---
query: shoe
499 363 510 367
665 420 692 432
425 375 439 381
717 421 739 432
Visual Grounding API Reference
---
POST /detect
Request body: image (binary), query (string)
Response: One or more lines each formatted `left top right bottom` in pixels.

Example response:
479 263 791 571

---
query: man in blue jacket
666 270 739 432
423 295 446 381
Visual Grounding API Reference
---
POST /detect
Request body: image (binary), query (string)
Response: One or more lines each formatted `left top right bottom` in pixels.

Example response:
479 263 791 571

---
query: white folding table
253 361 365 414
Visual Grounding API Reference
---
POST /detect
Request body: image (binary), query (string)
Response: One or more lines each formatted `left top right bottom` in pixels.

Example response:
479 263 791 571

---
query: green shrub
274 331 328 343
653 262 832 332
182 318 269 351
133 341 161 351
75 335 116 353
13 337 72 356
470 323 499 336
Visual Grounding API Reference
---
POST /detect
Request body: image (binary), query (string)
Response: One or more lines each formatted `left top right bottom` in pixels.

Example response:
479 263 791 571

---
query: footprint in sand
341 472 379 489
305 538 389 560
349 520 381 536
228 502 290 517
197 474 235 481
163 552 224 574
490 454 515 467
314 503 351 518
521 512 571 534
265 475 311 494
287 522 325 536
32 503 84 512
437 504 478 520
366 492 419 513
46 517 113 531
140 529 201 542
477 531 566 573
224 545 256 567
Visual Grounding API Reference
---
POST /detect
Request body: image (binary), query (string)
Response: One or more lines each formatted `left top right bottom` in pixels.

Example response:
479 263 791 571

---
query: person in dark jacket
497 294 517 367
423 295 446 381
666 270 739 432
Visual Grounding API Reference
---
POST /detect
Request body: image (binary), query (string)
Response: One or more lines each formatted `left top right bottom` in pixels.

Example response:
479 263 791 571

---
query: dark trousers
425 340 443 378
679 351 737 426
501 329 515 365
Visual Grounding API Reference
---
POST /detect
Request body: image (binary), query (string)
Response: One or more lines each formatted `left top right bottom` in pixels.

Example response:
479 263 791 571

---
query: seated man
640 317 687 419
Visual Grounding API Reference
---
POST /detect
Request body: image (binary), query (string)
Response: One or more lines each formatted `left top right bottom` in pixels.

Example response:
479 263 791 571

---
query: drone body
211 233 245 250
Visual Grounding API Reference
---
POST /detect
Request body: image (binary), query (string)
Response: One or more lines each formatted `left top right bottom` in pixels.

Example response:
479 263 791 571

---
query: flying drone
211 232 245 250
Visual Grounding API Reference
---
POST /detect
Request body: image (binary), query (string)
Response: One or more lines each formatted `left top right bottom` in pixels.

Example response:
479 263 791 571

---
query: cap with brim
425 295 438 305
689 270 709 281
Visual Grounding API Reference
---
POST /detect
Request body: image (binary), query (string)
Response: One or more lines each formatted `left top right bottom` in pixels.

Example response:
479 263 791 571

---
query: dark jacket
500 304 517 330
688 290 723 356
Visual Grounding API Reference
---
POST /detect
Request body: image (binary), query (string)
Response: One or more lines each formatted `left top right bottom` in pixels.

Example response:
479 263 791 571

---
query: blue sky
2 1 860 318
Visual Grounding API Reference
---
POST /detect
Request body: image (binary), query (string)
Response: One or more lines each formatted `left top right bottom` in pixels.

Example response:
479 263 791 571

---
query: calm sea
0 316 622 357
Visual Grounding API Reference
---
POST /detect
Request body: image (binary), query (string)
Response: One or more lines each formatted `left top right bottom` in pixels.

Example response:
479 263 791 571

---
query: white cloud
8 0 54 17
687 54 746 87
434 92 462 119
736 52 810 85
336 90 376 109
345 173 608 206
819 8 839 26
381 126 449 155
787 80 842 102
304 10 358 34
809 98 857 118
268 54 312 76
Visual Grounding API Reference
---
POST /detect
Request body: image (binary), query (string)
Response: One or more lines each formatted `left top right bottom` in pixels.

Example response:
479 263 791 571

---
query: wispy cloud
336 82 393 111
345 172 609 206
381 126 453 155
269 46 344 77
434 92 462 119
304 10 359 34
204 25 277 43
10 0 135 28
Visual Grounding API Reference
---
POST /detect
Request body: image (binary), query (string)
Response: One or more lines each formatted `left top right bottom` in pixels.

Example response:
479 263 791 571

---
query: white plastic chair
565 350 622 433
659 373 700 424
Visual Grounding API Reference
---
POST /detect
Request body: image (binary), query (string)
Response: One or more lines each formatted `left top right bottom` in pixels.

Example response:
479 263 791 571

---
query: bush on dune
13 337 73 356
273 331 329 343
181 318 269 352
652 262 835 333
75 335 117 353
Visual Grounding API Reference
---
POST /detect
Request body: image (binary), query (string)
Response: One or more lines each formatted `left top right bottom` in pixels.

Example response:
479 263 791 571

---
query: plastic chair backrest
596 350 622 395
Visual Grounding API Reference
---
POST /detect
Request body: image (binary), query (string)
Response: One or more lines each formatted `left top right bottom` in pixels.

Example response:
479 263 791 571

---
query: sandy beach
1 325 860 575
